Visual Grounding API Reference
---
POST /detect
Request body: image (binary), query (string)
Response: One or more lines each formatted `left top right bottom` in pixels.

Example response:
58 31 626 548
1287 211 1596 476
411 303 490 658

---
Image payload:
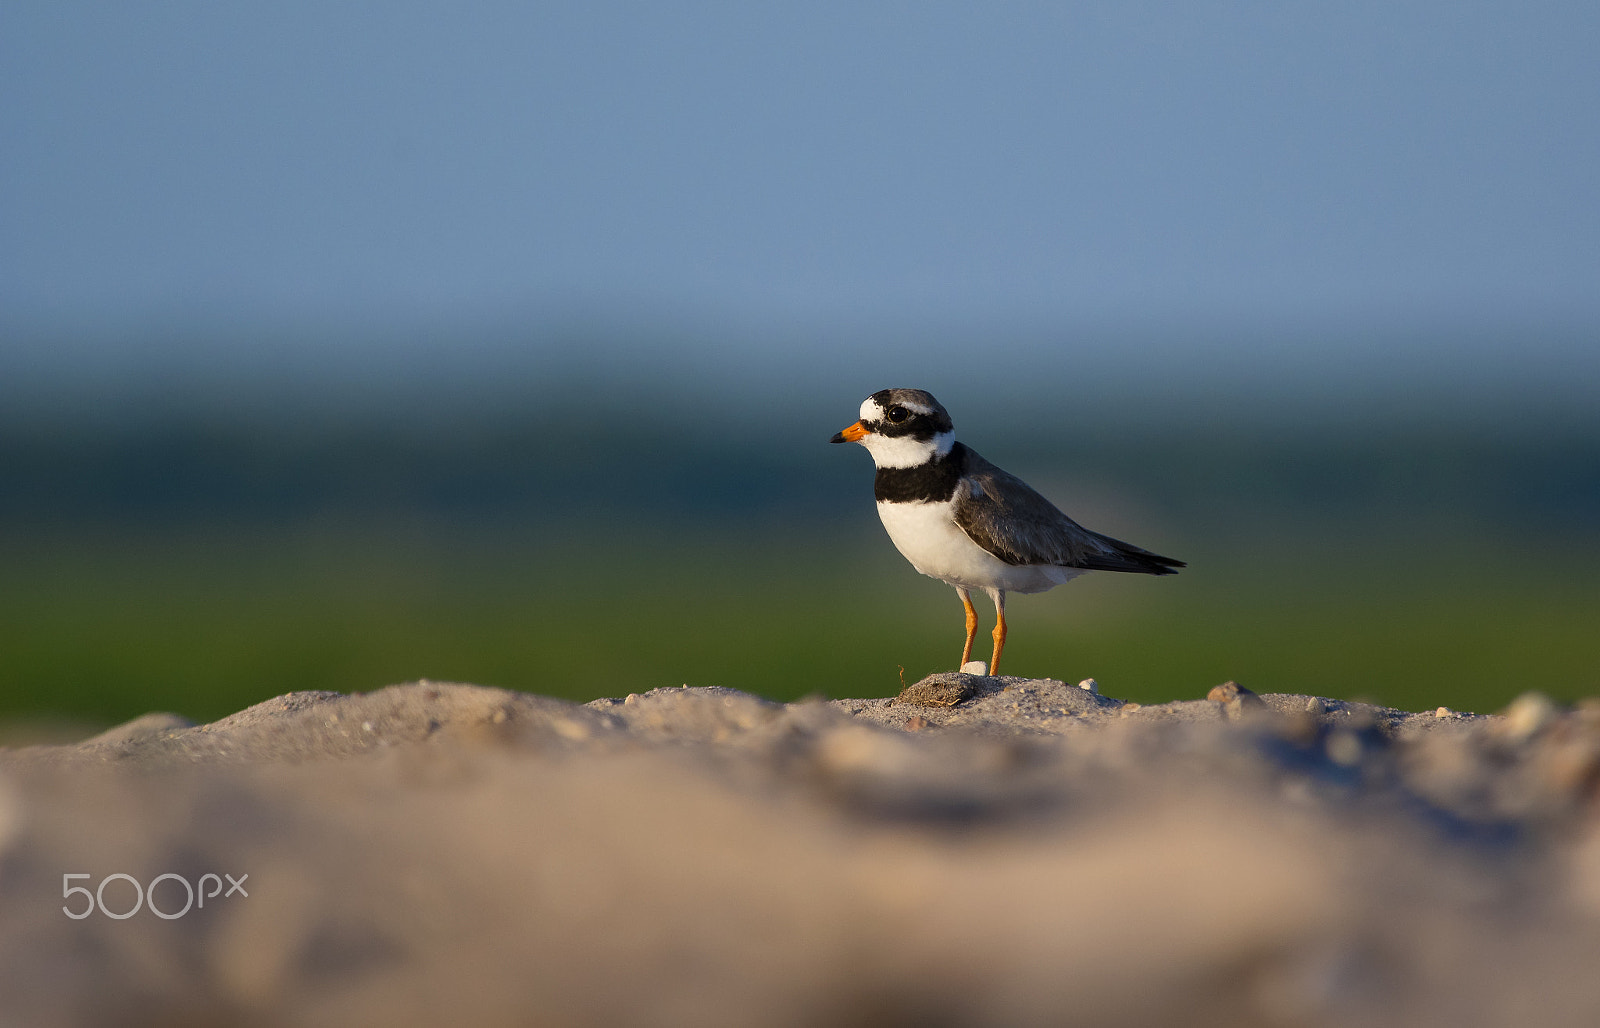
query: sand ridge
2 677 1599 1027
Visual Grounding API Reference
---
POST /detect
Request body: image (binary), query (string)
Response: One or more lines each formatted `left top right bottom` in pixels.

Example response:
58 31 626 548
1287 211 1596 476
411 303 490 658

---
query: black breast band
874 443 967 503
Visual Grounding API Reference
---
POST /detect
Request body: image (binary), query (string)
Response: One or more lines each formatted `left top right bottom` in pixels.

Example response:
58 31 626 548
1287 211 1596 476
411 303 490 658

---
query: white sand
2 676 1599 1027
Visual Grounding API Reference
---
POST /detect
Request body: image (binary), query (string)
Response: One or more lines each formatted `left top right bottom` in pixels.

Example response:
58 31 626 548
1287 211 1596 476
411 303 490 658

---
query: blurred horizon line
4 301 1598 433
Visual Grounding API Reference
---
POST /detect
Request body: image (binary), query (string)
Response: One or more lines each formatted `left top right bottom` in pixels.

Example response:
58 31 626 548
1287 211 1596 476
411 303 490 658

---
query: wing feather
951 449 1184 575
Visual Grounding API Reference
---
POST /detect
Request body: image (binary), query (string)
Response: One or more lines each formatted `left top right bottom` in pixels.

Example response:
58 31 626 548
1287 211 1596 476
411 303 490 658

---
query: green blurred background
3 362 1596 731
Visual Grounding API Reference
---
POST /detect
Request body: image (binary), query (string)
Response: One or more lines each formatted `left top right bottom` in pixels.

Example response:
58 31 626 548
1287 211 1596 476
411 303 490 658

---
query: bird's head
830 388 955 468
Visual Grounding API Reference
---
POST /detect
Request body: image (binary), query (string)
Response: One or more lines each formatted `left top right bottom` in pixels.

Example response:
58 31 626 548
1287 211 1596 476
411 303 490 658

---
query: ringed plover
831 388 1184 676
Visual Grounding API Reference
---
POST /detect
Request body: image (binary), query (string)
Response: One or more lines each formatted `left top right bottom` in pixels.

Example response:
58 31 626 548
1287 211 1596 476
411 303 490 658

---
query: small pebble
1503 692 1559 744
960 661 989 676
1305 698 1325 714
362 722 374 732
1208 681 1265 720
1078 678 1099 694
624 693 640 705
1207 681 1262 706
1435 706 1453 718
895 674 974 708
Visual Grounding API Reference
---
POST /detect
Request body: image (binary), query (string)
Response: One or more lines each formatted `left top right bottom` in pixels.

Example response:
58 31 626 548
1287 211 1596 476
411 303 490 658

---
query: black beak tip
828 432 846 444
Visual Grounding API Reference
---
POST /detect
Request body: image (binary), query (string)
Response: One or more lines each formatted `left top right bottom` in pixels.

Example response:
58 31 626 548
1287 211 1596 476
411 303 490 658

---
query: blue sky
3 2 1598 400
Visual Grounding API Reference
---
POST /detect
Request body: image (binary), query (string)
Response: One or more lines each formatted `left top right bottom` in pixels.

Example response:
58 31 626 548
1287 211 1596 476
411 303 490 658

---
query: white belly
875 500 1082 594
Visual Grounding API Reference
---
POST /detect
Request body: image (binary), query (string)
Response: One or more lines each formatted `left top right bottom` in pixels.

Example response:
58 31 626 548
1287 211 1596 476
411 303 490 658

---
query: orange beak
830 420 869 444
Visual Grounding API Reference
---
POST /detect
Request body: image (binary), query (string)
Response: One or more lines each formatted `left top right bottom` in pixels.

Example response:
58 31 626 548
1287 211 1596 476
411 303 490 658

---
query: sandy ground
3 674 1600 1027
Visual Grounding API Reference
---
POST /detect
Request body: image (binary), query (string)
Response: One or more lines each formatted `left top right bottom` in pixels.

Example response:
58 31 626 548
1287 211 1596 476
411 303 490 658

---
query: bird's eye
886 406 910 424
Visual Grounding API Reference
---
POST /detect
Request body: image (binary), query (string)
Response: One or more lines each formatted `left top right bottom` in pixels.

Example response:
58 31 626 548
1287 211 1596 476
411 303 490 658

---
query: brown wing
951 448 1185 575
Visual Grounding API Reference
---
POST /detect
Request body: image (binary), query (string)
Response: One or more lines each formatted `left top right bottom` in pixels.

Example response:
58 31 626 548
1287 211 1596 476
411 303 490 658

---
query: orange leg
957 588 978 667
988 589 1008 676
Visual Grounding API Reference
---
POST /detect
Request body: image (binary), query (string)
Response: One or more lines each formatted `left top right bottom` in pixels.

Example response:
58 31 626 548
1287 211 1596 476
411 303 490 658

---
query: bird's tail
1077 531 1186 575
